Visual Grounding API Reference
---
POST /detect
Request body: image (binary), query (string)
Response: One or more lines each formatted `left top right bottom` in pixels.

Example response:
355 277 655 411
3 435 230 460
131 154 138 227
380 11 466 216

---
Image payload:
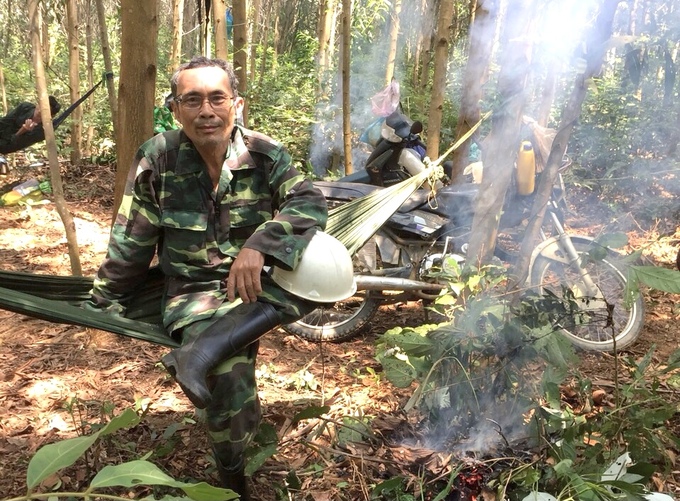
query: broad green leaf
594 232 629 249
27 407 142 489
292 405 330 423
631 266 680 293
372 476 404 495
91 461 238 501
27 434 99 489
380 356 416 388
244 444 277 477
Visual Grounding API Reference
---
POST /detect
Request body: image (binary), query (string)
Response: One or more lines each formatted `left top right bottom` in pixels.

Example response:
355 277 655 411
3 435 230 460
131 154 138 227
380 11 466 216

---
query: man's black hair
48 96 61 116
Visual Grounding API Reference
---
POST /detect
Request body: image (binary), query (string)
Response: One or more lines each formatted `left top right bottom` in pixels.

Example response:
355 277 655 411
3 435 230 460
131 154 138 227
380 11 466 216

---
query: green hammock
0 164 439 346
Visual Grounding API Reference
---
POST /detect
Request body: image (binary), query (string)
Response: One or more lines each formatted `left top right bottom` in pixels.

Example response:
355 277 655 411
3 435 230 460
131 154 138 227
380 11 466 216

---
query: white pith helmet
271 231 357 303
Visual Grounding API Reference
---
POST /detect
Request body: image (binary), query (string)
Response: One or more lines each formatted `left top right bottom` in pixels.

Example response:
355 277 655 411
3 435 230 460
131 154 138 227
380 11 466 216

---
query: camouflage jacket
91 126 327 332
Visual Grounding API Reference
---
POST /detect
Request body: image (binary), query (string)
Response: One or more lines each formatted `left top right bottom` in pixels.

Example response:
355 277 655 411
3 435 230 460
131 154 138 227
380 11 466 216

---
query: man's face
172 66 244 151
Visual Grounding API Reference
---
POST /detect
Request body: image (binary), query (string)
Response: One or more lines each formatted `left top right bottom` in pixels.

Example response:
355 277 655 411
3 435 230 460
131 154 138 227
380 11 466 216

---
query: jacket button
285 247 292 253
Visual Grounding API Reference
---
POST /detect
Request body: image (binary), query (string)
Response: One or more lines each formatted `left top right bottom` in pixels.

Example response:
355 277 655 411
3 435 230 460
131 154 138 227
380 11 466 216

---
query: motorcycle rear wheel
530 241 645 352
282 293 381 342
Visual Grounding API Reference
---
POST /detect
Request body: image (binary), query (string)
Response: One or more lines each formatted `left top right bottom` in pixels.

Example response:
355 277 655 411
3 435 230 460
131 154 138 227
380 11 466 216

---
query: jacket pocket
160 209 209 264
228 198 272 240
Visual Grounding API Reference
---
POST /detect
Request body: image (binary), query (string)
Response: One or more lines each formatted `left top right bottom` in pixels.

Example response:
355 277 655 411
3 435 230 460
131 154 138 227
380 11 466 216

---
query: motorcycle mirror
411 121 423 135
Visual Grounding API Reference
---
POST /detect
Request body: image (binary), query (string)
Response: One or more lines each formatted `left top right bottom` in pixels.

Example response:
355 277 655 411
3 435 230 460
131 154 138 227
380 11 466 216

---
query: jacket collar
174 125 257 176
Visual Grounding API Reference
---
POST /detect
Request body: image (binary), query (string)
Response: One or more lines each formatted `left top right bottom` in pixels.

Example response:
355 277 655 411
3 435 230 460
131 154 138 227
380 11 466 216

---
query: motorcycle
283 112 645 353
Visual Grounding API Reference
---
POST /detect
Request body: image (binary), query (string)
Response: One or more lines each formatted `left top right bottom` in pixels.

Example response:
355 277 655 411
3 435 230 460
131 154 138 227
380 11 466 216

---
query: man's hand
227 247 265 303
17 119 37 136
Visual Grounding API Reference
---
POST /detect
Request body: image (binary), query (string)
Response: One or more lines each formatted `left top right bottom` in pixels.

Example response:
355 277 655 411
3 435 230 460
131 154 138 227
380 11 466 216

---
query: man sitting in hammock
0 96 61 155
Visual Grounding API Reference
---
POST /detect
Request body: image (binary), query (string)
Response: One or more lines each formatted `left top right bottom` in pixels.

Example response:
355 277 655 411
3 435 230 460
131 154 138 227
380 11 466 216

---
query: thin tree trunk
213 0 228 60
449 0 499 183
465 0 536 266
66 0 82 164
233 0 248 125
95 0 118 137
426 0 455 160
114 0 158 218
258 0 272 88
536 67 557 126
84 0 95 157
341 0 352 175
170 0 185 71
511 0 623 289
317 0 335 93
28 0 82 275
249 0 261 80
41 3 50 66
385 0 402 85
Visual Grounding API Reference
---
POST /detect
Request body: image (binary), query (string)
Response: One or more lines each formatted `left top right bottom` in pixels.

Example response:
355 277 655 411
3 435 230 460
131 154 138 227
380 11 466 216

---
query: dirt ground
0 160 679 500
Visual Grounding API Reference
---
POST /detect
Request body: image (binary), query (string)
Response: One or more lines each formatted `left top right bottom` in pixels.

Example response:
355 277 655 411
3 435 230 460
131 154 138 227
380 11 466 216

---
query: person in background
0 96 61 154
88 56 328 499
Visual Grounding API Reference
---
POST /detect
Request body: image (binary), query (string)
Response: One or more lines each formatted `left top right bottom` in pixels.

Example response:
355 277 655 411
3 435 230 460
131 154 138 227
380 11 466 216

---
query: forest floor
0 159 679 500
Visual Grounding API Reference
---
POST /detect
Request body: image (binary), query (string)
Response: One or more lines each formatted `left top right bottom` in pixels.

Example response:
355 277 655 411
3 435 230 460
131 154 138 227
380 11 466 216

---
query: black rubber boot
215 458 250 500
161 301 280 409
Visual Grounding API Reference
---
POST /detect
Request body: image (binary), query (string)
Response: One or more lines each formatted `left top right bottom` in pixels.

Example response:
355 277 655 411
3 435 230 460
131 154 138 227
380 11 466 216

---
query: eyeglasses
174 93 234 110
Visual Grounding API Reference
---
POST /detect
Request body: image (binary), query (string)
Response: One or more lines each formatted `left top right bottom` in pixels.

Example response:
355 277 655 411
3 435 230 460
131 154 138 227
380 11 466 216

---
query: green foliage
3 407 237 501
375 265 677 500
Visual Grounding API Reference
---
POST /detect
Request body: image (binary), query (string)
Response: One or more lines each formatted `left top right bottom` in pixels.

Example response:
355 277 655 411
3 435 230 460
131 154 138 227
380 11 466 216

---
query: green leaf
91 461 238 500
292 405 330 423
380 356 417 388
372 476 404 496
244 444 277 477
630 266 680 293
27 407 142 489
27 434 99 489
594 232 629 249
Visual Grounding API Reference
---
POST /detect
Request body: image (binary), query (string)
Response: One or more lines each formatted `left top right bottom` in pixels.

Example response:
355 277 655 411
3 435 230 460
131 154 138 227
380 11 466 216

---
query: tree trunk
449 0 499 183
258 0 272 88
113 0 158 219
213 0 229 60
233 0 248 125
385 0 402 85
95 0 119 137
317 0 335 93
28 0 82 276
341 0 352 175
536 67 557 126
426 0 455 160
465 0 536 266
511 0 624 289
84 0 95 157
170 0 185 71
66 0 82 165
249 0 261 80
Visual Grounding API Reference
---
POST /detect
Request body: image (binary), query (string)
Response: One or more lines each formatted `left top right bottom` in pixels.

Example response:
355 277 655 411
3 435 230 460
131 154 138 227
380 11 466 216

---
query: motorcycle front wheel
530 241 645 352
282 293 381 343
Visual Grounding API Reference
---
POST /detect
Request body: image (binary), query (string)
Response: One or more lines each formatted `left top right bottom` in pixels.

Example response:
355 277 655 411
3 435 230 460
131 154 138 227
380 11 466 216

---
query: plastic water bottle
0 179 42 206
516 141 536 196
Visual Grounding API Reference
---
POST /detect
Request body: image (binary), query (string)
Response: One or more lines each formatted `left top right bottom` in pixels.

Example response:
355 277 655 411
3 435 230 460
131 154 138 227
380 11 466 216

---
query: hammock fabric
0 73 110 155
0 162 436 346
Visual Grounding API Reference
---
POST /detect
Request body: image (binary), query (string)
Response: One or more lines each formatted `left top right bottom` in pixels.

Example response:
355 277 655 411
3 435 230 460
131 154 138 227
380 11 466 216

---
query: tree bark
317 0 335 93
465 0 536 266
249 0 261 80
95 0 119 137
66 0 82 164
233 0 248 125
213 0 229 60
85 0 95 157
385 0 402 85
170 0 185 71
426 0 455 160
113 0 157 219
341 0 352 175
449 0 499 183
511 0 624 289
28 0 82 275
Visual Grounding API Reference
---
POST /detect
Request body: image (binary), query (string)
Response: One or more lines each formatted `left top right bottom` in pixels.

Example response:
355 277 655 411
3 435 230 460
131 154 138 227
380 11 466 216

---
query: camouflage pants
177 277 315 471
